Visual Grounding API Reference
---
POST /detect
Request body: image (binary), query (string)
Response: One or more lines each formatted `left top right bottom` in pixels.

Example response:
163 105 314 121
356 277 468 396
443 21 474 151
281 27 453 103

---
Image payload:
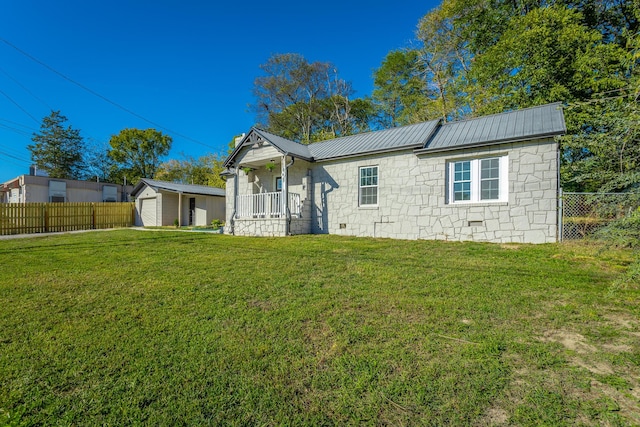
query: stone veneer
227 138 559 244
310 139 558 244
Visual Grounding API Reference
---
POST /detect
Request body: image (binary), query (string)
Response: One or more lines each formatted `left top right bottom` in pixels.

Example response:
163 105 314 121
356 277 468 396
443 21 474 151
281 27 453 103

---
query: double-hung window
359 166 378 206
449 156 507 203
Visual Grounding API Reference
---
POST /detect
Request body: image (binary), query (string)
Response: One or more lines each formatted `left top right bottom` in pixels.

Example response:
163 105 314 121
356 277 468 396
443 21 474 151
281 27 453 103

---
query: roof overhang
413 132 563 155
223 128 313 167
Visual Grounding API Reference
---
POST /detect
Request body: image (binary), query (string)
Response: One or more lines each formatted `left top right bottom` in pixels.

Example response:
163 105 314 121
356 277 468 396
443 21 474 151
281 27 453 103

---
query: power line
0 117 38 132
0 155 30 170
0 122 32 137
0 89 40 124
0 66 54 111
0 37 217 150
0 148 30 164
0 140 31 158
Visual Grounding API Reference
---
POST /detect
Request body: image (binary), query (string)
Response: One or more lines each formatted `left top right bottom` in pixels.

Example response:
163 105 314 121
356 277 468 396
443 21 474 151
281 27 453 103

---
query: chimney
234 133 246 147
29 165 36 176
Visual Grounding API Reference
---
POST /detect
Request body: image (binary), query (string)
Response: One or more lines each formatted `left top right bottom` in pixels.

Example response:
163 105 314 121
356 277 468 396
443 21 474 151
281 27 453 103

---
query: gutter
413 132 565 155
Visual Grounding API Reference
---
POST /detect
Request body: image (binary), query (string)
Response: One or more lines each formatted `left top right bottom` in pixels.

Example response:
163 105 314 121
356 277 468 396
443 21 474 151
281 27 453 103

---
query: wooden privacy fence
0 202 135 235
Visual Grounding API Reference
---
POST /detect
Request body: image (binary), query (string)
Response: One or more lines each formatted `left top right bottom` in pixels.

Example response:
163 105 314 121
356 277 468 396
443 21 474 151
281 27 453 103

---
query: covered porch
222 129 313 236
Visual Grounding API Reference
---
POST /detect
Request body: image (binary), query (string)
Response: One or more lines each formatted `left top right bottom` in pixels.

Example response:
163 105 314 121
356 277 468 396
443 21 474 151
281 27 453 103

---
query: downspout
284 155 294 235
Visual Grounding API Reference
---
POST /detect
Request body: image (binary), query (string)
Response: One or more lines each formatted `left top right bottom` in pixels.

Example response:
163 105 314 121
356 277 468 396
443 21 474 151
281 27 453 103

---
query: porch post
281 155 289 234
178 192 182 226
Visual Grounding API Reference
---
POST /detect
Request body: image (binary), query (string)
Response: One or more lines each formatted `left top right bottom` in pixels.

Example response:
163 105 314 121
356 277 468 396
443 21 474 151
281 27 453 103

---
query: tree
252 53 374 143
27 111 85 179
84 140 117 182
372 0 638 193
372 50 430 127
108 128 172 183
469 5 627 115
155 154 227 188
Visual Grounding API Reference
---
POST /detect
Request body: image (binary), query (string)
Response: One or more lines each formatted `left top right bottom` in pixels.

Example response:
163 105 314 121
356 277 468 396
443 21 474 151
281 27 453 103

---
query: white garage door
140 198 157 226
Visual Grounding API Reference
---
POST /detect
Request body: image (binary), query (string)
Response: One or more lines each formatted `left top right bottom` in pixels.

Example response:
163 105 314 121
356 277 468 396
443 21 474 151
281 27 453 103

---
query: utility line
0 117 38 131
0 148 30 164
0 140 31 158
0 66 54 111
0 155 29 169
0 89 40 124
0 37 217 150
0 122 32 137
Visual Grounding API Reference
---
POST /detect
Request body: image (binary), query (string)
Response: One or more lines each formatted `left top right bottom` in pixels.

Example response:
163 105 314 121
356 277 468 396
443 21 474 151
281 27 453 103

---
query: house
0 174 132 204
222 103 566 244
131 178 225 227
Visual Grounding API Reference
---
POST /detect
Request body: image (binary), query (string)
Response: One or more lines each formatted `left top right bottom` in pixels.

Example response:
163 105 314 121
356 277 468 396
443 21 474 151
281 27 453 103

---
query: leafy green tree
84 140 118 183
155 154 226 188
108 128 172 184
469 6 628 114
27 111 85 179
372 50 430 127
252 53 374 143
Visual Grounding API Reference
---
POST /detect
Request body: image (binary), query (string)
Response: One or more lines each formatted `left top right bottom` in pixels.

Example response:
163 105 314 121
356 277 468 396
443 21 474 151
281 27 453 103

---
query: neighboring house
222 103 566 244
0 174 132 204
131 178 225 227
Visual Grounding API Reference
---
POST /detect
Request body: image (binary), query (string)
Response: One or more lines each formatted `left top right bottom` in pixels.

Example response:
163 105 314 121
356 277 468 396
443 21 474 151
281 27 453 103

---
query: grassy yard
0 230 638 426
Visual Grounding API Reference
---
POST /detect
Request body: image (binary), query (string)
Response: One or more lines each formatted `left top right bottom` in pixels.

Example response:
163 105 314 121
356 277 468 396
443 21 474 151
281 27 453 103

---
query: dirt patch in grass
604 312 638 330
475 406 509 426
540 330 598 354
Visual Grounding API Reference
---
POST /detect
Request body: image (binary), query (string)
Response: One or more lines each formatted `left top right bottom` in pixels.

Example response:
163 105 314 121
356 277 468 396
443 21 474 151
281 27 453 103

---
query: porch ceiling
239 158 281 169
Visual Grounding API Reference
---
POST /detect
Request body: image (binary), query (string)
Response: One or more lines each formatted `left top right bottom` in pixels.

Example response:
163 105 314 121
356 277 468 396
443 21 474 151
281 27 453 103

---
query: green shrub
593 207 640 248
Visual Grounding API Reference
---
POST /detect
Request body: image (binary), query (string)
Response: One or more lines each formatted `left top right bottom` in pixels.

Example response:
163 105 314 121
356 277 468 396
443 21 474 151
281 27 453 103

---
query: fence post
558 188 563 243
44 204 49 233
92 203 96 229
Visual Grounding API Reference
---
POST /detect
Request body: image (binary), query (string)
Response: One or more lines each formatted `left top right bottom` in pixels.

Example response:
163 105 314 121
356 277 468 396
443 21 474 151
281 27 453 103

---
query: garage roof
131 178 225 197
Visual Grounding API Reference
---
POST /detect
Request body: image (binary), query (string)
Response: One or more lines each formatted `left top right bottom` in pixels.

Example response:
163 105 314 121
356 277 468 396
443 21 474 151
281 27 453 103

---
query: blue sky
1 0 436 181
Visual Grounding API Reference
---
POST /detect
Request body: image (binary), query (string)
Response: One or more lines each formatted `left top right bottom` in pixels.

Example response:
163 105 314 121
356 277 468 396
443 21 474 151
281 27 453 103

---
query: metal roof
421 103 565 152
132 178 225 197
308 120 440 160
252 129 313 160
222 103 566 167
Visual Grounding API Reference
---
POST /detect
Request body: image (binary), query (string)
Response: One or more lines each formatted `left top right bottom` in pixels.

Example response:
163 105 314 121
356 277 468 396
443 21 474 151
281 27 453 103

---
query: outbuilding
131 178 225 227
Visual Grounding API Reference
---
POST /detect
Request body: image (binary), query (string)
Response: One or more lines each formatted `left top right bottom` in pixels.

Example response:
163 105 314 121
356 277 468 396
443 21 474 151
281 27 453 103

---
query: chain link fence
560 192 640 240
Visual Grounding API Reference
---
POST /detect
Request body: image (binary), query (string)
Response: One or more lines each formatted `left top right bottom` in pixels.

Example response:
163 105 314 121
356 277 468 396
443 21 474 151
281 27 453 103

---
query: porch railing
236 192 301 219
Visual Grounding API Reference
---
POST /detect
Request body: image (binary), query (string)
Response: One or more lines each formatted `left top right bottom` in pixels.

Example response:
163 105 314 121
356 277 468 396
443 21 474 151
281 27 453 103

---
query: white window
448 156 507 203
359 166 378 206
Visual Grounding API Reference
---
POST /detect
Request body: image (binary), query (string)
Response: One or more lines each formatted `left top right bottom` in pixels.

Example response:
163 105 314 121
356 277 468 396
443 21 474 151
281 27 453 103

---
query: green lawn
0 230 638 426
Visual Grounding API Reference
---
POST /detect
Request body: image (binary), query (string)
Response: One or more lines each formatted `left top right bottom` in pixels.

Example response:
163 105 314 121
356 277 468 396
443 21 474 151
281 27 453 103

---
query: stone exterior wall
310 139 558 244
225 138 558 243
233 217 310 237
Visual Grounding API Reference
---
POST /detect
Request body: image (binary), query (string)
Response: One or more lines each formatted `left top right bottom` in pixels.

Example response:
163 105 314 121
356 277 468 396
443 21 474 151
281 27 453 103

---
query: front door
189 197 196 225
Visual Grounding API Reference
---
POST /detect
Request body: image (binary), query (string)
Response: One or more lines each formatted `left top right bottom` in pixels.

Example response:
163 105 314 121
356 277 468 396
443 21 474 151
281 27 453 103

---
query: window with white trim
448 156 508 203
359 166 378 206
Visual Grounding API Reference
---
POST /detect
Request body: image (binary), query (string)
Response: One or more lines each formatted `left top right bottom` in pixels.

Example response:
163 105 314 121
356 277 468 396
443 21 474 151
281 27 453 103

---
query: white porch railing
236 192 301 218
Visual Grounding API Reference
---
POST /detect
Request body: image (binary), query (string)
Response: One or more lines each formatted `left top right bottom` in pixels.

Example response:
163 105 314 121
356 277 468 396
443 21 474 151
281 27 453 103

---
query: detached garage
132 178 225 227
